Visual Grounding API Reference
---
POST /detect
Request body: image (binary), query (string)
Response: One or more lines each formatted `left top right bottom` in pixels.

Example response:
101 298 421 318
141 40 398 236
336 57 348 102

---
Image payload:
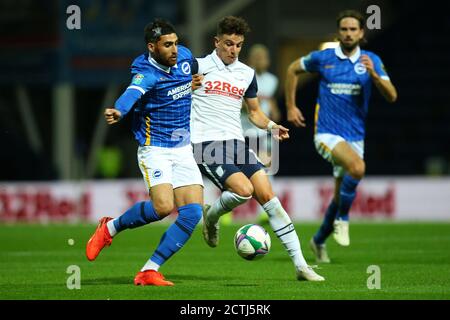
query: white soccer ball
234 224 271 260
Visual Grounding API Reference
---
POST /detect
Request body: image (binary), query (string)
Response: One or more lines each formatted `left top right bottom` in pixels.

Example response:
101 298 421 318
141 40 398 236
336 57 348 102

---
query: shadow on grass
223 283 259 287
168 274 234 281
82 274 234 285
270 256 343 265
82 277 132 285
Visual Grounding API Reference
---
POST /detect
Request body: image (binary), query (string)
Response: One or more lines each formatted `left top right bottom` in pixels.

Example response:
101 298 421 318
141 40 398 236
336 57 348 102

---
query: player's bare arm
245 97 289 141
104 108 122 125
360 54 398 103
285 59 306 127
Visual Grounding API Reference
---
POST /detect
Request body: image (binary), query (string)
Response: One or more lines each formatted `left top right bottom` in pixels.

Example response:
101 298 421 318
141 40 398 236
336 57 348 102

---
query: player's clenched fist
104 108 122 125
360 54 376 76
191 74 204 91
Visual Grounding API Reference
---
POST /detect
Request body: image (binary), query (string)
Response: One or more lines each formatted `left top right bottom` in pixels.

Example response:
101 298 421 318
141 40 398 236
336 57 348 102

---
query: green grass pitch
1 222 449 300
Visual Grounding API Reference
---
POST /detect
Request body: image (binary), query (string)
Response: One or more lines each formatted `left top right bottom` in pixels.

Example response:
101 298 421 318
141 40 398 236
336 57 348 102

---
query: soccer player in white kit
191 16 324 281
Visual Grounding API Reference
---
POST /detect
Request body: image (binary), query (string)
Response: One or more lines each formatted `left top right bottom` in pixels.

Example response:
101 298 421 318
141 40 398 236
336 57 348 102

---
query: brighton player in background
240 44 281 224
285 10 397 263
191 16 324 281
86 19 204 286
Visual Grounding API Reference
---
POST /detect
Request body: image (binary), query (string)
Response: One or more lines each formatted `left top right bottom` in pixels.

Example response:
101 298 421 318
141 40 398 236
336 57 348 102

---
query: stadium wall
0 178 449 223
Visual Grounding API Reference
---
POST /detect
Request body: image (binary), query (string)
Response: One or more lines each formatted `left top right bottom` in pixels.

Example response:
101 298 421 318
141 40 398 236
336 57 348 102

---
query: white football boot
202 204 219 247
296 265 325 281
309 238 331 263
333 219 350 246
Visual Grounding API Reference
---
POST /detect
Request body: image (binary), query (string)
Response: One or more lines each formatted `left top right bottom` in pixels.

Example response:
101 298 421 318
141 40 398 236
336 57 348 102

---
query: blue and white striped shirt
115 45 197 147
301 46 390 141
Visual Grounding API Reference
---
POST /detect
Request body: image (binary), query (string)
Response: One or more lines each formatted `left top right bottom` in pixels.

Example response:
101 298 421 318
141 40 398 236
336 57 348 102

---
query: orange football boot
134 270 174 286
86 217 113 261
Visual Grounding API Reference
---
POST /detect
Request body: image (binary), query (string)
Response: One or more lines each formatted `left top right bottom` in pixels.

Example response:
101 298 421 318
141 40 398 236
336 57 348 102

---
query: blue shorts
193 139 265 191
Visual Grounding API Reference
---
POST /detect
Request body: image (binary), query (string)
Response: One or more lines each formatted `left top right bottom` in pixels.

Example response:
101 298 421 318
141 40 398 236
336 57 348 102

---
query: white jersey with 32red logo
190 50 257 143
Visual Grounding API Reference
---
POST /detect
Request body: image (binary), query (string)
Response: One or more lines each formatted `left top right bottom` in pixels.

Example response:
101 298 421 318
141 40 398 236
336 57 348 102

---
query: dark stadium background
0 0 448 181
0 0 450 303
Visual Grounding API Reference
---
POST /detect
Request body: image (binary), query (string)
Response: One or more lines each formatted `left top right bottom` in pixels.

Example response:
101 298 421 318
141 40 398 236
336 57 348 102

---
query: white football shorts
137 144 203 190
314 133 364 178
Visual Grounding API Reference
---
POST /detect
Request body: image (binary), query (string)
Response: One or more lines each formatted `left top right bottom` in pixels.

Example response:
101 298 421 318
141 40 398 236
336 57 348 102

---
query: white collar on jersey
211 49 239 70
148 55 178 73
334 45 361 63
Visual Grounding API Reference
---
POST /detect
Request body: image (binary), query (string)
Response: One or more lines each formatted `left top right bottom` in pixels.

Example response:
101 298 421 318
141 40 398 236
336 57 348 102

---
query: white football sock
141 259 160 272
106 220 118 237
258 174 274 217
262 197 308 269
207 191 251 224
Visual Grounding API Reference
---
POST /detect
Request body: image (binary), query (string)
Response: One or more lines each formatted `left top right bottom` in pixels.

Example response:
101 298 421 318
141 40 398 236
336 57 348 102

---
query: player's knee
348 160 365 179
257 190 276 205
232 183 254 198
153 201 174 217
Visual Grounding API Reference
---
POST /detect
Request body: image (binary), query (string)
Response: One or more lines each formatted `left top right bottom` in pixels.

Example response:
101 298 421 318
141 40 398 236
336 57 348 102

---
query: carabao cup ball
234 224 271 260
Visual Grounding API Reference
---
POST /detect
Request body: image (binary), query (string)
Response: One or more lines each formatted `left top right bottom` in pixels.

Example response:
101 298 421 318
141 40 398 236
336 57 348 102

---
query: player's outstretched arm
285 59 306 127
104 108 122 125
108 87 144 125
245 97 289 141
360 54 398 103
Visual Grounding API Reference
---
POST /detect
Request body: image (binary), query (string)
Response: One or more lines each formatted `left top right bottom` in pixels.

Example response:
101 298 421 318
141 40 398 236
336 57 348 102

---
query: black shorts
193 139 265 191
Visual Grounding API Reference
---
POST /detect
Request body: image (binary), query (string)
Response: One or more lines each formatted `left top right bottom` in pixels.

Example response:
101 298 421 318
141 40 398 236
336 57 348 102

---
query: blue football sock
113 201 161 233
150 203 202 267
313 200 338 245
336 174 360 221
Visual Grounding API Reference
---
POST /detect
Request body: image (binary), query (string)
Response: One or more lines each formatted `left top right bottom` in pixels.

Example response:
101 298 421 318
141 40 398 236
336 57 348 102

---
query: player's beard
340 39 359 53
153 48 177 67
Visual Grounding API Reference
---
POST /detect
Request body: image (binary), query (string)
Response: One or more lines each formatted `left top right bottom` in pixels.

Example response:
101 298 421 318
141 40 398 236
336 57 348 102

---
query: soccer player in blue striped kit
86 19 204 286
285 10 397 262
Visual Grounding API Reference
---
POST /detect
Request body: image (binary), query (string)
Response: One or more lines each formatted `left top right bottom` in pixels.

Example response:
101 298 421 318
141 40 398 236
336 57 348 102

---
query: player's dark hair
217 16 251 36
336 10 365 29
144 18 176 44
